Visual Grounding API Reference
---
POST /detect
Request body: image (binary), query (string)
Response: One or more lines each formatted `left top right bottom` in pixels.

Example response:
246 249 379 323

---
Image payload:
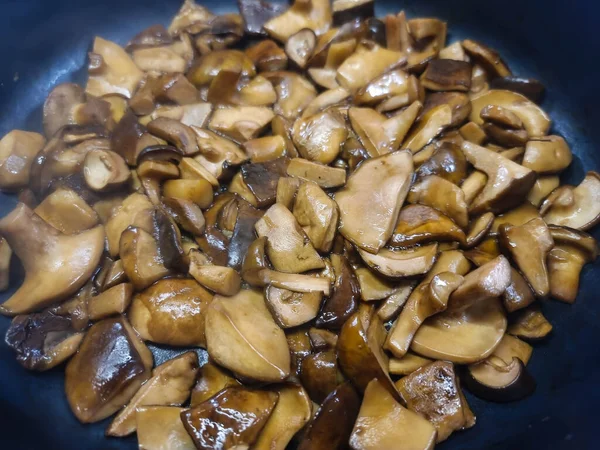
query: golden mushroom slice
335 150 413 253
0 130 46 190
192 127 249 179
470 90 551 137
354 69 414 105
376 281 417 321
87 283 133 321
461 141 536 214
187 50 255 87
420 59 472 91
385 272 464 358
190 361 241 406
181 387 279 450
287 157 347 188
300 349 341 404
402 104 453 154
119 227 170 291
205 289 290 382
0 204 104 316
189 263 241 296
262 71 317 119
355 267 397 301
416 141 468 185
0 238 11 292
508 304 553 340
527 175 560 207
129 278 213 347
522 135 572 174
136 406 196 450
389 353 433 376
547 225 598 303
208 106 274 143
65 317 153 423
293 181 339 252
265 286 323 328
293 109 347 164
263 0 332 42
462 39 510 77
83 148 131 191
491 202 541 234
465 212 495 247
301 87 350 118
503 267 536 313
358 243 439 279
499 218 554 297
411 297 507 364
243 135 286 163
105 193 155 257
350 378 437 450
34 188 99 234
542 171 600 231
107 352 199 437
407 175 469 228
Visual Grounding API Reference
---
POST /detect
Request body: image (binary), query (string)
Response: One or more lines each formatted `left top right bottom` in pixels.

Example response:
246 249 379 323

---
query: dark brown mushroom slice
0 130 46 191
226 200 262 270
462 39 511 78
391 204 466 247
65 317 153 423
483 123 529 147
408 175 469 228
240 157 289 208
297 382 361 450
285 28 317 69
265 286 322 328
238 0 288 36
246 39 288 72
465 212 494 248
489 76 545 103
421 59 471 91
462 357 535 402
416 141 468 185
299 349 341 404
181 387 278 450
111 111 155 166
153 208 186 272
125 24 173 51
332 0 374 26
146 117 199 156
286 328 311 376
508 304 553 341
136 144 183 166
0 238 11 292
190 361 241 406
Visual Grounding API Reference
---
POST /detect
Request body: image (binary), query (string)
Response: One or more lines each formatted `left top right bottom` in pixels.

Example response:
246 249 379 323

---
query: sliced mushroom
0 204 104 316
87 283 133 321
287 157 346 188
300 349 342 403
243 135 286 163
82 148 130 191
65 317 153 423
388 352 433 376
521 135 572 174
491 202 541 234
461 141 536 214
240 157 289 208
308 67 340 89
264 286 322 328
355 267 397 301
396 361 475 442
391 204 466 247
192 127 249 179
263 0 332 42
353 69 413 105
136 406 196 450
408 175 469 228
542 171 600 230
403 104 453 153
0 130 46 190
107 351 199 437
246 39 288 71
461 39 510 78
168 0 215 35
376 281 416 321
501 267 535 313
34 188 99 234
119 227 169 291
263 71 317 119
527 175 560 207
286 328 311 376
208 105 274 143
293 109 347 164
421 59 471 91
358 243 439 279
0 238 11 292
508 304 553 340
350 378 437 450
416 141 468 185
163 197 206 236
105 193 155 257
459 121 487 145
163 179 214 209
111 111 160 165
189 263 241 297
463 356 535 402
187 50 255 86
129 278 213 346
190 361 240 406
489 76 545 103
132 46 187 73
499 218 554 297
42 83 87 138
465 212 494 247
284 28 317 69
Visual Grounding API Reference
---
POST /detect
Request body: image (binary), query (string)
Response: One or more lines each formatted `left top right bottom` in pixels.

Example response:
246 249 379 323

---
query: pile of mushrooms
0 0 598 448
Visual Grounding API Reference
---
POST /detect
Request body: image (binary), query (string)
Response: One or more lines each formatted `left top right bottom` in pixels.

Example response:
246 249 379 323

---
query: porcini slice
463 357 535 403
136 406 196 450
403 104 453 154
293 109 347 164
265 285 323 328
421 59 472 91
407 175 469 228
335 150 413 253
358 243 439 278
337 45 406 92
293 181 339 252
105 193 155 257
34 188 100 234
0 130 46 190
522 135 572 174
263 0 332 42
508 304 553 340
287 157 347 188
120 227 170 291
388 353 433 376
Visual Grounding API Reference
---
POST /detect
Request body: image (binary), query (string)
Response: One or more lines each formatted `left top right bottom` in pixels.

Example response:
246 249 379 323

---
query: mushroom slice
189 263 241 297
287 157 347 188
105 193 155 257
240 157 289 208
263 71 317 119
286 329 312 376
386 272 464 358
0 204 104 316
350 378 437 450
265 286 322 328
396 361 475 442
461 170 488 205
42 83 86 138
126 24 173 50
508 304 553 340
336 44 406 92
389 353 433 376
293 109 347 164
408 175 469 228
301 87 350 118
297 382 361 450
489 76 545 103
542 171 600 230
416 141 468 185
0 130 46 190
228 200 263 270
120 227 169 291
358 244 439 279
87 283 133 321
255 203 324 273
181 387 278 450
522 135 572 174
243 135 286 163
332 0 374 25
459 121 487 145
461 141 536 215
376 281 416 321
187 50 255 87
353 69 412 105
411 298 507 364
461 39 511 78
300 350 341 403
107 352 199 437
136 406 196 450
547 225 598 303
239 0 286 36
335 150 413 253
65 317 153 423
192 127 249 179
263 0 332 42
86 37 144 98
111 110 160 165
285 28 317 68
491 202 541 234
190 361 241 406
293 181 339 253
499 218 554 297
168 0 215 35
463 357 535 402
163 198 205 237
348 103 421 156
253 384 312 450
465 212 494 247
5 310 84 371
391 204 466 247
470 90 551 137
308 67 340 89
0 238 11 292
147 118 199 155
163 178 214 209
527 175 560 207
403 104 452 153
421 59 472 91
209 106 274 143
205 290 290 382
503 267 536 313
355 267 397 301
34 188 99 234
82 148 130 191
129 278 213 347
132 46 187 73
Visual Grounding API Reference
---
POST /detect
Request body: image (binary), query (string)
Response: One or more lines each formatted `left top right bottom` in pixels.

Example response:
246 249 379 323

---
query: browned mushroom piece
189 262 241 296
501 267 536 313
396 361 475 442
65 316 153 423
192 127 249 179
42 83 87 137
293 109 347 164
132 45 187 73
263 0 331 43
421 59 472 91
82 148 130 191
490 76 545 103
145 118 199 157
285 28 317 69
208 106 274 143
350 378 437 450
163 197 206 236
190 361 240 406
111 111 161 166
389 352 433 376
0 130 46 190
354 69 413 105
391 204 465 247
416 141 468 185
461 141 536 215
243 135 286 163
376 281 416 322
462 39 511 78
299 349 342 403
465 212 495 248
521 135 572 174
546 225 598 303
119 227 170 291
87 283 133 321
239 157 289 208
292 181 338 253
126 24 173 50
107 351 199 437
264 286 322 328
460 121 487 145
187 49 255 86
407 175 469 228
491 202 541 234
135 406 196 450
0 238 11 292
286 329 311 376
355 267 397 301
527 175 560 207
358 243 439 279
508 304 553 340
34 188 99 234
403 104 453 153
168 0 215 35
246 41 287 75
499 218 554 297
263 71 317 119
287 157 346 188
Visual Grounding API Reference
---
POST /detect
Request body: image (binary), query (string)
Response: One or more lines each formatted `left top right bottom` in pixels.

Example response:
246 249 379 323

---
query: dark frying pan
1 0 599 449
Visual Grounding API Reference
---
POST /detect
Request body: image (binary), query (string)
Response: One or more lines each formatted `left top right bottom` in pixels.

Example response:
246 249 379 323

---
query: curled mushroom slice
0 204 104 316
285 28 317 68
358 244 439 279
463 357 535 403
386 272 464 358
293 181 339 253
416 141 468 185
335 150 413 253
287 157 347 188
547 225 598 303
293 109 347 164
65 317 153 423
408 175 469 228
461 141 536 215
508 304 553 341
542 171 600 230
107 352 199 437
350 378 437 450
129 278 213 347
87 283 133 321
34 188 99 234
522 135 572 174
499 218 554 297
5 311 85 371
391 205 466 247
0 130 46 190
527 175 560 207
83 148 130 191
462 39 511 78
192 127 249 179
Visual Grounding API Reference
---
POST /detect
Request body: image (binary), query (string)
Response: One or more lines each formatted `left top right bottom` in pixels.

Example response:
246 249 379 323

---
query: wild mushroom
34 188 99 234
119 227 169 291
416 141 468 185
163 179 214 208
461 141 536 214
335 150 413 252
136 407 196 450
87 283 133 321
376 281 416 321
181 387 278 450
396 361 475 442
0 238 11 292
146 118 199 156
129 278 213 347
502 267 536 312
355 267 398 301
508 304 553 340
461 39 510 78
265 286 322 328
301 87 350 118
293 109 347 164
163 197 206 236
421 59 472 91
285 28 317 68
0 130 46 190
168 0 215 35
465 212 495 247
42 83 86 137
392 204 466 248
388 352 433 376
527 175 560 206
65 317 153 423
243 135 286 163
353 69 413 105
262 71 317 119
499 218 554 297
240 157 290 208
522 135 572 174
542 171 600 230
349 378 437 450
83 148 130 191
263 0 332 42
287 157 347 188
192 127 249 179
300 349 341 403
125 24 173 50
187 50 255 86
208 106 274 143
0 204 104 316
189 263 242 296
111 111 162 165
402 104 453 153
132 46 187 73
407 175 469 228
491 202 541 234
293 181 338 253
358 243 439 278
489 76 545 103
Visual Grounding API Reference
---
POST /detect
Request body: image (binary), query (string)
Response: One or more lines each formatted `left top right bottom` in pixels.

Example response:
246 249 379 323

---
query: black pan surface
1 1 599 449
